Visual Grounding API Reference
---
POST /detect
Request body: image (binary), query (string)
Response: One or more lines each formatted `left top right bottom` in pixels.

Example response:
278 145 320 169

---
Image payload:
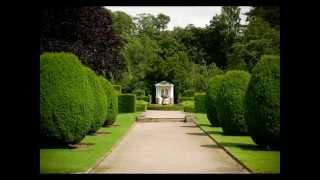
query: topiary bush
245 55 280 149
194 93 207 113
217 70 251 135
181 100 195 112
206 75 225 127
182 89 195 97
84 67 108 134
112 85 122 94
99 77 118 126
118 94 136 113
136 100 148 112
40 52 94 145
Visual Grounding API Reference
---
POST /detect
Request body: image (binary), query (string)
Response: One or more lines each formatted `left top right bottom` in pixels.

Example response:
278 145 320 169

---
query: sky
105 6 253 30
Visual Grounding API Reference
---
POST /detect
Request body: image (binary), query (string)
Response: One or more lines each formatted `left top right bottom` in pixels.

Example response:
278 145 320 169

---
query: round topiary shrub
217 70 251 135
98 76 118 126
206 74 224 127
84 68 108 134
40 52 94 145
245 55 280 149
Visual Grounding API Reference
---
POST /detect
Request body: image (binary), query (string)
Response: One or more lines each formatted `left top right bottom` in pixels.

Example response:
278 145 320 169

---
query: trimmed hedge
136 100 148 112
40 52 94 145
217 70 251 135
84 68 108 134
182 89 195 97
112 85 122 94
179 96 194 102
206 75 225 127
181 100 195 112
194 93 207 113
132 89 145 96
137 95 151 104
245 55 280 149
99 77 118 126
118 94 136 113
147 104 184 111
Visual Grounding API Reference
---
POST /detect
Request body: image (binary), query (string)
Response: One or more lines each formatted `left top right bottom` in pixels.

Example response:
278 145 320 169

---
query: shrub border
192 114 253 173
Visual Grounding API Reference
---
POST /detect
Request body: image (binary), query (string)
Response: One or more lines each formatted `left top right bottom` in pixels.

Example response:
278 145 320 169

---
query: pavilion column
171 86 174 104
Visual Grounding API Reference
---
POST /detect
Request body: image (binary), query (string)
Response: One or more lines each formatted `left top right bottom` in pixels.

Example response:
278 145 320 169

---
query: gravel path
90 111 249 173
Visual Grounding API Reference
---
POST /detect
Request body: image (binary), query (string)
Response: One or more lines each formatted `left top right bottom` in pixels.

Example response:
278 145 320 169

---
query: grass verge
40 113 139 173
194 113 280 173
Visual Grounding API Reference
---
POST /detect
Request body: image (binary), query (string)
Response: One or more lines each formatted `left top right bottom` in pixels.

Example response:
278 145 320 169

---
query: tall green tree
203 6 242 68
227 7 280 71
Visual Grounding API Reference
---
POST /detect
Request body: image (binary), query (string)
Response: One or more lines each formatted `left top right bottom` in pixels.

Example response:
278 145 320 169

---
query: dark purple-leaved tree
40 7 124 80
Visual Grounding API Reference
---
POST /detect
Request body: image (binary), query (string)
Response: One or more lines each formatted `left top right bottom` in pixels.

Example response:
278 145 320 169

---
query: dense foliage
84 67 108 134
118 94 136 113
136 100 148 111
182 90 195 97
181 100 195 112
245 55 280 149
40 52 94 144
112 85 122 94
194 93 207 113
217 70 251 135
206 74 225 126
100 77 118 126
110 6 278 99
40 7 124 80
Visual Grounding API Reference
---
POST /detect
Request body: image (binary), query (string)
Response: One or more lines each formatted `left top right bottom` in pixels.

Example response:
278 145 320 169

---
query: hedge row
137 95 151 104
136 100 148 112
182 89 195 97
147 104 184 111
84 67 108 134
245 55 280 149
101 78 118 126
132 89 145 96
205 55 280 149
217 70 251 135
206 75 224 126
40 52 118 145
112 85 122 94
181 100 195 112
118 94 136 113
179 96 194 102
194 93 207 113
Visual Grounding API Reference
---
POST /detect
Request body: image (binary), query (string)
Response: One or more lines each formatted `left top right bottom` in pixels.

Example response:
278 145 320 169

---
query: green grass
194 113 280 174
40 113 139 174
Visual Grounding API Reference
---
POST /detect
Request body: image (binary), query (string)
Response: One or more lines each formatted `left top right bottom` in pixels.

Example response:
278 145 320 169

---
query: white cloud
105 6 253 30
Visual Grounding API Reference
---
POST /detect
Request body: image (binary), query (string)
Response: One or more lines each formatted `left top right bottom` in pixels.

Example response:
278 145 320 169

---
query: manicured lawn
40 113 139 173
194 113 280 174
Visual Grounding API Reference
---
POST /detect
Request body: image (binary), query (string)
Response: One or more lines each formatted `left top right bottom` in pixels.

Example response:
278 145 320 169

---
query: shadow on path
219 142 264 151
197 124 213 127
180 125 198 128
186 132 207 136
